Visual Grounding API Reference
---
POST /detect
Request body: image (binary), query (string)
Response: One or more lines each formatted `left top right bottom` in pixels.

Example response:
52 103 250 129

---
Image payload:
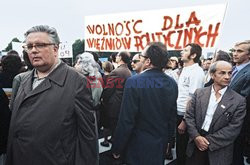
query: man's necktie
231 66 238 80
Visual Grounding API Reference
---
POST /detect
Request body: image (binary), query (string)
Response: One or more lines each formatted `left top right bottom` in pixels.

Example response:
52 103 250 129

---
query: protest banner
84 4 227 52
58 42 73 58
12 42 24 59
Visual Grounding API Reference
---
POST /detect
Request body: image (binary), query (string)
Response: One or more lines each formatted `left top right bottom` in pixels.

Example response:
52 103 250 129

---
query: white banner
58 42 73 58
12 42 24 59
84 4 227 52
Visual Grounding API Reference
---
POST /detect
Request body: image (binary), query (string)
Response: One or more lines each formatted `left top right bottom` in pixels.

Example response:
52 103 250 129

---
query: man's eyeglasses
132 60 140 64
23 43 55 52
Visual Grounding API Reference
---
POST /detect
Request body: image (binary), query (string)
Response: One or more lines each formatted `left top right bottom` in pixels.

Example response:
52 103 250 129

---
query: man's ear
53 45 59 57
210 73 215 80
190 53 197 60
146 58 151 66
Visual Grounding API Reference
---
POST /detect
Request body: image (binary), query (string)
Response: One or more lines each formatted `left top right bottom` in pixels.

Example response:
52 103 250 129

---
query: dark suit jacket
185 86 246 165
6 62 98 165
0 88 11 154
101 64 131 119
229 63 250 156
112 69 178 165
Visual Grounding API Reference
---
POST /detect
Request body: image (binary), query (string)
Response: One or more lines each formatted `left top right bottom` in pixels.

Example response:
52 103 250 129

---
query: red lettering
194 26 207 47
162 16 173 31
206 23 220 47
105 78 114 88
105 38 113 50
175 30 183 49
122 37 131 49
108 23 115 35
163 31 175 48
102 24 108 35
183 28 194 46
96 25 102 35
175 14 184 29
116 78 124 88
87 25 95 34
115 37 122 50
185 11 201 27
96 38 100 50
125 21 131 36
155 32 163 41
115 22 123 36
133 20 143 34
86 38 95 48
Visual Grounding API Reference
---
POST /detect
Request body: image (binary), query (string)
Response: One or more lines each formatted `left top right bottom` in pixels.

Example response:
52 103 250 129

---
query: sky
0 0 249 54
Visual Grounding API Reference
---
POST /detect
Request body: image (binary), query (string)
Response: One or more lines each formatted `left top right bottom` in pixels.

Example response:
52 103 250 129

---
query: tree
72 39 84 61
4 38 21 52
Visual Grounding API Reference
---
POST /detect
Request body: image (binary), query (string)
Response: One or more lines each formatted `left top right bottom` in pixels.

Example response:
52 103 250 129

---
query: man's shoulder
52 62 87 85
227 87 246 101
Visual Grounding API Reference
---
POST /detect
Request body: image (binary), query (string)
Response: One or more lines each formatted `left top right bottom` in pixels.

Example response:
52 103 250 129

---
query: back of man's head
118 51 131 64
145 42 168 70
1 54 22 73
186 43 202 63
7 50 19 56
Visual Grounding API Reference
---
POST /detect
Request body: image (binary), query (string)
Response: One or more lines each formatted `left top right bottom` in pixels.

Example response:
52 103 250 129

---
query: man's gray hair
24 25 60 45
209 61 232 74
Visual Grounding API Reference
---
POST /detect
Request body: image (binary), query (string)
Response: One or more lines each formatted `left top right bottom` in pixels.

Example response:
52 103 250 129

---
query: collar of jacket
43 62 68 87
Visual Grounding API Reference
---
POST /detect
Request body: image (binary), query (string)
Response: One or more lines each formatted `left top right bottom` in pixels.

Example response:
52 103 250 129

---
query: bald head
210 61 232 88
209 61 232 75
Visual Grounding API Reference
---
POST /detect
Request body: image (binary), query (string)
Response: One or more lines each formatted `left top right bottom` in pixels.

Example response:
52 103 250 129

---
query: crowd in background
0 25 249 165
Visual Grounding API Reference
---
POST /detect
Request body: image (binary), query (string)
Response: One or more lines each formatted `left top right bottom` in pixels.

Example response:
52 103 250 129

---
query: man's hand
178 120 186 134
194 136 210 151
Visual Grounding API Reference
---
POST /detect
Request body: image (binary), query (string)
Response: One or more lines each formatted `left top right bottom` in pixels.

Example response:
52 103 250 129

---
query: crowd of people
0 25 249 165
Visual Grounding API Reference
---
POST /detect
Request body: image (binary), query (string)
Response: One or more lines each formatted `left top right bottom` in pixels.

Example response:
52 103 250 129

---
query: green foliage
4 38 21 52
72 39 84 61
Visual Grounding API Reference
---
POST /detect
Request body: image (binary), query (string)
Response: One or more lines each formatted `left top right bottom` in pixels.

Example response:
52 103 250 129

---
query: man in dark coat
185 61 246 165
0 88 11 164
229 40 250 165
111 42 178 165
100 51 131 147
6 25 98 165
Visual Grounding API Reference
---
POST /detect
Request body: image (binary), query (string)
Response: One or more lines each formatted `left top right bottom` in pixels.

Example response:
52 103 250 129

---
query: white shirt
32 60 61 90
201 86 228 132
177 63 205 115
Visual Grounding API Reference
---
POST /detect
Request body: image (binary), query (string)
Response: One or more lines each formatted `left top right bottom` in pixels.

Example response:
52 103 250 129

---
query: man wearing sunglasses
131 53 143 74
6 25 98 165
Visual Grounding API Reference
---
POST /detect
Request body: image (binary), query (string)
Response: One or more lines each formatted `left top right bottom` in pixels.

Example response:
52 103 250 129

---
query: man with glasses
111 42 178 165
6 25 98 165
131 53 143 74
230 40 250 165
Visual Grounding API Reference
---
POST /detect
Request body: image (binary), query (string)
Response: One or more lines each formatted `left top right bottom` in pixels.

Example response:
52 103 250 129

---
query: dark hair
186 43 202 63
215 50 231 62
7 50 19 56
1 54 22 73
102 61 114 73
118 51 130 64
145 42 169 70
22 50 33 70
110 52 117 62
